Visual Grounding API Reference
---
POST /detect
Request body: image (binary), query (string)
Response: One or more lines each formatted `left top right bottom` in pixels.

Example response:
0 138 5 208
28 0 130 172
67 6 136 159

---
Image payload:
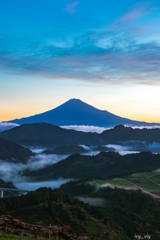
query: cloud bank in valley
15 179 72 191
124 124 160 129
0 122 19 133
61 125 160 133
1 141 160 191
27 147 47 154
148 142 160 153
105 144 139 155
108 141 160 154
61 125 109 133
77 197 107 207
0 152 72 191
0 153 68 183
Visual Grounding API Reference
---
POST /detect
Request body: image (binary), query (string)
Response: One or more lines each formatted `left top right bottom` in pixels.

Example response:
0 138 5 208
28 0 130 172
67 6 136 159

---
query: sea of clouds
0 152 70 190
80 142 160 156
0 122 160 134
1 141 160 191
1 123 160 191
124 124 160 129
61 124 160 133
61 125 109 133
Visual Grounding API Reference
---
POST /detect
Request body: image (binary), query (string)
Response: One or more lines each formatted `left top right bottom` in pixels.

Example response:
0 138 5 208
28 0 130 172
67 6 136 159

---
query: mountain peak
114 125 125 129
60 98 92 107
8 99 159 128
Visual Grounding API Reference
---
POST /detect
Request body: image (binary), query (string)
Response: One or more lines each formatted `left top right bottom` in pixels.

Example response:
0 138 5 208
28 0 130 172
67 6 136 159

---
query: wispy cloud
0 3 160 86
1 39 160 85
64 1 79 14
111 5 147 28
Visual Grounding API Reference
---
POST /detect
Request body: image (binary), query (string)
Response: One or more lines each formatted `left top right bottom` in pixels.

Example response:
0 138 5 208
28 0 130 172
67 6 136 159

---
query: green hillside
25 151 160 180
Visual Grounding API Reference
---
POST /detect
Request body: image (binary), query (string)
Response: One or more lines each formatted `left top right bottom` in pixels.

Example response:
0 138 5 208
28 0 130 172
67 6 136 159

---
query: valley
1 123 160 239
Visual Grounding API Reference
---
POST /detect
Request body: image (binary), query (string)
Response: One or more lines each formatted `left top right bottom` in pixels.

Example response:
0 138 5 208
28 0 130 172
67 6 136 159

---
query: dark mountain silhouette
43 145 87 155
0 179 19 197
25 151 160 180
0 137 34 163
101 124 160 143
1 123 160 148
0 123 99 148
8 99 159 127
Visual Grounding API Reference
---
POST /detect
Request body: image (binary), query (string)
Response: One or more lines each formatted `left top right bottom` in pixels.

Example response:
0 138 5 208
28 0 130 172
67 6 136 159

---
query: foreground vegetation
150 173 160 183
0 236 33 240
1 185 160 239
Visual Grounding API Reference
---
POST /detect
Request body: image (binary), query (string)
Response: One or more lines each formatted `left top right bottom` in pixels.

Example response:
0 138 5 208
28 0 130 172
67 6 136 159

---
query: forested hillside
25 151 160 180
0 187 160 239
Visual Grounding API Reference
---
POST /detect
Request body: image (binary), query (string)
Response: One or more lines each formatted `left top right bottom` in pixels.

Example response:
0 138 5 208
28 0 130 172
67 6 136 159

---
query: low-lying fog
81 141 160 155
114 141 160 154
61 124 160 133
0 152 70 190
61 125 109 133
1 141 160 192
1 122 160 134
77 196 107 207
15 179 72 191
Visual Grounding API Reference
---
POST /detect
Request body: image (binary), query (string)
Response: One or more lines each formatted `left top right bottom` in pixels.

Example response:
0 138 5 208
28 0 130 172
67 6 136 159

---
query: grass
0 234 60 240
94 178 135 188
150 174 160 184
88 171 160 195
127 177 143 184
0 238 59 240
127 172 160 194
0 236 33 240
0 238 32 240
0 232 34 239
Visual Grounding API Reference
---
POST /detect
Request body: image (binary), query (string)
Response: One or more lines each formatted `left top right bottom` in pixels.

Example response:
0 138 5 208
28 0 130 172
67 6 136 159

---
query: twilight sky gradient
1 0 160 122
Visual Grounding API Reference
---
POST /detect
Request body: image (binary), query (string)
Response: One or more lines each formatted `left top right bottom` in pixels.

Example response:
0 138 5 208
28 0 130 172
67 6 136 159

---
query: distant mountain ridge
8 99 160 127
1 123 160 148
0 123 98 148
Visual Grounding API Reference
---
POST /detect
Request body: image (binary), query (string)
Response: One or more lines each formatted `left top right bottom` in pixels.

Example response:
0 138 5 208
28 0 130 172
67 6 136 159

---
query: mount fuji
8 99 160 128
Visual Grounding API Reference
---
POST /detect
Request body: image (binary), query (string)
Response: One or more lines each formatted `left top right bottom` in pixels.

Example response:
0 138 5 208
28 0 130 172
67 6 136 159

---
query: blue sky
1 0 160 122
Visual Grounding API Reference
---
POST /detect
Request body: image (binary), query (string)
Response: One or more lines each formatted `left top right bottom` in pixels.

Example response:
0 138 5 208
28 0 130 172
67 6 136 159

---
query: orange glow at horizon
1 77 160 124
1 104 160 124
